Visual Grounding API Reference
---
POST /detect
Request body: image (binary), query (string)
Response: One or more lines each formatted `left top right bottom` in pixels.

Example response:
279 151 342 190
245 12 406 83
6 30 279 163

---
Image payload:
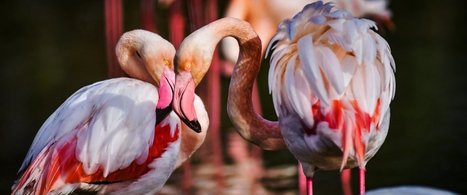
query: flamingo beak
155 67 175 125
173 71 202 133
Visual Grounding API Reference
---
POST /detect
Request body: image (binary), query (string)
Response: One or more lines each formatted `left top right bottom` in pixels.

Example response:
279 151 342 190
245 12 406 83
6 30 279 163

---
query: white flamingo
267 2 395 194
11 30 208 194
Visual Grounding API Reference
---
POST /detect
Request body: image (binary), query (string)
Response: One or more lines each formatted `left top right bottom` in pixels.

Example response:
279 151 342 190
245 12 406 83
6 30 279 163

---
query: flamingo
11 30 206 194
173 2 395 195
266 2 395 194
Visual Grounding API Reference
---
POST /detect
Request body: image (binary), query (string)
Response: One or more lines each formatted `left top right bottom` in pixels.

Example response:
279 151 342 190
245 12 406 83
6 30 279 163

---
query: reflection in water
161 160 298 194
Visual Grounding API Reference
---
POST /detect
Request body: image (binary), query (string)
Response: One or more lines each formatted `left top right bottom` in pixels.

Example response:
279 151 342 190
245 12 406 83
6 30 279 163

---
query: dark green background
1 0 466 194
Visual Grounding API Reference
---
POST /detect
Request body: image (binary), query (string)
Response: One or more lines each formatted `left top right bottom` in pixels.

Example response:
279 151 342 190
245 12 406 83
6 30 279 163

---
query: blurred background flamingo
2 0 467 194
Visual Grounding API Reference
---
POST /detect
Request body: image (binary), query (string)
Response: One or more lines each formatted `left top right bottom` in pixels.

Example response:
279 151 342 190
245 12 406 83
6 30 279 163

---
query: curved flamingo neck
227 27 285 150
116 33 156 84
116 30 176 86
180 18 285 150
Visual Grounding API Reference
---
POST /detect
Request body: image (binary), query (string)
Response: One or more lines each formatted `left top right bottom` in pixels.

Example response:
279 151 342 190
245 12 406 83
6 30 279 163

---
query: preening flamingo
11 30 205 194
267 2 395 194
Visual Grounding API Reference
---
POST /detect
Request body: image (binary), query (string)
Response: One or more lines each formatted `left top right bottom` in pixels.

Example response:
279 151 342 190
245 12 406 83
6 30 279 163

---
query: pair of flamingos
12 2 395 195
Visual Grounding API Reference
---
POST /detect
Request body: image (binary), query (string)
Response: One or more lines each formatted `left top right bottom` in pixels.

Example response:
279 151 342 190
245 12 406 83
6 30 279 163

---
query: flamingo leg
298 163 306 195
359 167 365 195
341 169 352 195
306 176 313 195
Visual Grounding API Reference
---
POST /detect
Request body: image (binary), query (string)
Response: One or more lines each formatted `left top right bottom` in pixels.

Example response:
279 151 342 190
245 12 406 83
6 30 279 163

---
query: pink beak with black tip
155 67 175 126
173 71 202 133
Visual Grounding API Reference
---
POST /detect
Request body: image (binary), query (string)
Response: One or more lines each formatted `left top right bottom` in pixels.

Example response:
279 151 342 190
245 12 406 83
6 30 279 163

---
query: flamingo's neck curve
179 18 285 150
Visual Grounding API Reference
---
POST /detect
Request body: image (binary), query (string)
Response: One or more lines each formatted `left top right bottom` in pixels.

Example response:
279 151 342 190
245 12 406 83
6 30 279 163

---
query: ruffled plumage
267 1 395 170
13 78 181 194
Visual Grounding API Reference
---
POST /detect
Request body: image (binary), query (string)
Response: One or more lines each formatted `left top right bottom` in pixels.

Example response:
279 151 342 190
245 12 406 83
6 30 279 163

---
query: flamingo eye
135 51 142 59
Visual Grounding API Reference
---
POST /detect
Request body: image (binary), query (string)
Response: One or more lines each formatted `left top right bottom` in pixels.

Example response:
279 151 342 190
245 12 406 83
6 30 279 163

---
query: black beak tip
155 106 172 126
174 110 202 133
187 120 202 133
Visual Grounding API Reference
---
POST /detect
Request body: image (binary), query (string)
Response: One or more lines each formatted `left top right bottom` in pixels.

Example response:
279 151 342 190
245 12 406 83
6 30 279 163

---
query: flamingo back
267 2 395 169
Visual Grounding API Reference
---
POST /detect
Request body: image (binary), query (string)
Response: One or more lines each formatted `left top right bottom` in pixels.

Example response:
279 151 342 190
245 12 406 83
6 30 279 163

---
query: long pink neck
227 30 286 150
183 18 285 150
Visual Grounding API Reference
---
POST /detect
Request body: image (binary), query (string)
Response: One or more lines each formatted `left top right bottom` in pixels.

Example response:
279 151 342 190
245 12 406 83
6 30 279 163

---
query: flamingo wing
13 78 181 194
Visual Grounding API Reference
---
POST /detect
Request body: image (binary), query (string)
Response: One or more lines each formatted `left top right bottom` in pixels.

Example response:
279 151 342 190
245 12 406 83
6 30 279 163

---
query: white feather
284 55 314 127
297 34 330 105
18 77 180 182
316 46 345 95
340 54 358 89
264 0 396 178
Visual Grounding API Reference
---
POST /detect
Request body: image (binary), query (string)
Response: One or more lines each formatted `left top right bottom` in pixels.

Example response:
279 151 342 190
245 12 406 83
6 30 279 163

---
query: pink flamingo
11 30 207 194
173 2 395 195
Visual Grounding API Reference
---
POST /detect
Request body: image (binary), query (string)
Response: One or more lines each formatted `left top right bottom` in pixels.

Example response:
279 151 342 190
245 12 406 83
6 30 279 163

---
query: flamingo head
173 66 202 133
172 22 224 133
172 45 210 133
116 30 177 124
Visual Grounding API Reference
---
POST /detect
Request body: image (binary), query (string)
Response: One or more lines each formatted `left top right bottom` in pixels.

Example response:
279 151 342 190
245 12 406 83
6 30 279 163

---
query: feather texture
267 2 395 171
13 78 181 194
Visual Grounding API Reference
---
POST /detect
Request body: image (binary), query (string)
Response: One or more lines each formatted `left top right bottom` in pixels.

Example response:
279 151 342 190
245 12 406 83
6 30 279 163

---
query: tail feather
12 139 77 195
12 121 181 194
340 117 353 171
43 147 67 194
12 145 53 195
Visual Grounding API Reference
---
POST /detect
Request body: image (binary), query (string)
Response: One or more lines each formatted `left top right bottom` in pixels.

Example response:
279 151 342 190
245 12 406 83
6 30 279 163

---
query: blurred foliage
1 0 466 194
